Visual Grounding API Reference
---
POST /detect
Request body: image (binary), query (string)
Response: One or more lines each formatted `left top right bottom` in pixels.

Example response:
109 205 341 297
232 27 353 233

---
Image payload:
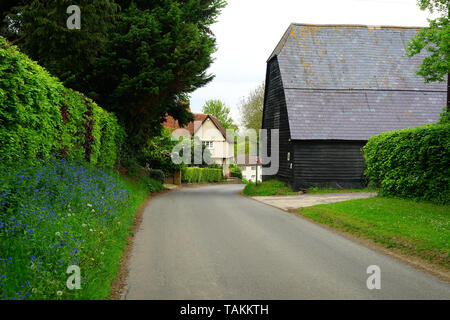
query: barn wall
262 57 293 185
292 140 367 190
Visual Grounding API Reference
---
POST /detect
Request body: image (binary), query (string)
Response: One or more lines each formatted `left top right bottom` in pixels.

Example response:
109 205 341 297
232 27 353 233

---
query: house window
205 141 214 149
251 166 256 171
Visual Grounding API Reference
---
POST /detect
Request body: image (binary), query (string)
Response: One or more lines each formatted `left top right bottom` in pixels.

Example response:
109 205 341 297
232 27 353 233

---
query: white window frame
205 141 214 149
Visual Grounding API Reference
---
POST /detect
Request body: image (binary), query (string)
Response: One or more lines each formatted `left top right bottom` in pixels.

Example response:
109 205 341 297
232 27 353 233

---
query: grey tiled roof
270 24 447 140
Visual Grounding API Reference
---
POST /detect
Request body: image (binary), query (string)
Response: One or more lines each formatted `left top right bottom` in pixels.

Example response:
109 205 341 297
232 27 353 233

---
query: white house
235 155 262 183
163 113 235 176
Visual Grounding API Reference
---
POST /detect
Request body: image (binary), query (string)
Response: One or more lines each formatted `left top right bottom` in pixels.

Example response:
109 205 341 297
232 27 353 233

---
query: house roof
269 23 447 140
235 155 261 166
163 113 234 143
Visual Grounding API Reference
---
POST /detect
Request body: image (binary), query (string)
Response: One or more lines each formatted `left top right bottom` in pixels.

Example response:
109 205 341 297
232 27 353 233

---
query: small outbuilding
235 155 262 183
262 23 447 190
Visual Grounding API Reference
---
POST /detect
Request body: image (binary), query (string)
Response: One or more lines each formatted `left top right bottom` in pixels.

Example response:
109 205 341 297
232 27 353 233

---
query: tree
0 0 227 146
239 82 264 130
1 1 119 92
407 0 449 112
201 99 237 130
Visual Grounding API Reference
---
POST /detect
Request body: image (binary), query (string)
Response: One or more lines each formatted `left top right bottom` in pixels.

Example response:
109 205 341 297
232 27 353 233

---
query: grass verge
307 187 379 194
243 179 297 196
0 159 162 300
298 197 450 268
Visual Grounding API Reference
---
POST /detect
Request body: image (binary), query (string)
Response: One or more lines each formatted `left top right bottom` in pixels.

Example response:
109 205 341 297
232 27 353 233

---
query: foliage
307 187 379 194
230 166 242 179
406 0 449 106
0 37 123 167
148 169 165 185
0 0 227 145
0 159 153 299
201 99 237 130
243 179 297 196
141 128 183 175
142 176 164 193
181 167 222 183
0 38 123 166
239 82 265 130
1 0 119 92
439 107 450 123
299 197 450 268
363 124 450 204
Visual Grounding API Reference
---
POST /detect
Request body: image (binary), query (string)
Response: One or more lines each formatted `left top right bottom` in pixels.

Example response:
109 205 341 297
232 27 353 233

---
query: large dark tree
0 0 226 147
1 1 119 92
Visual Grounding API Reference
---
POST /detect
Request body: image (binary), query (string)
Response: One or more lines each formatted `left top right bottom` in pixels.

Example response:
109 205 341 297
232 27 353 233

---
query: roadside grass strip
243 179 297 196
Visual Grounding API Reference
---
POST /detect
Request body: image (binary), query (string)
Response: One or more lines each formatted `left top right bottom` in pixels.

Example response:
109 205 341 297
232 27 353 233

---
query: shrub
148 169 165 185
0 37 123 168
181 167 223 183
143 177 164 193
363 123 450 204
230 166 242 179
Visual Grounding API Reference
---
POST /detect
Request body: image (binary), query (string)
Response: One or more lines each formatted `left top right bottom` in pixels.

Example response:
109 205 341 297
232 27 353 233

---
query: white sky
189 0 436 124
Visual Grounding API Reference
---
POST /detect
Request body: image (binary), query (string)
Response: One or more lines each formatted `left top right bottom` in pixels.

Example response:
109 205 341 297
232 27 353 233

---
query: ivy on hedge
0 37 123 168
363 123 450 204
182 167 223 183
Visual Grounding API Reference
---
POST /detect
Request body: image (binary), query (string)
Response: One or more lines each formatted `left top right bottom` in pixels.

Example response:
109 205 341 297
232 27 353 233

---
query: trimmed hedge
182 167 223 183
0 37 123 168
363 123 450 204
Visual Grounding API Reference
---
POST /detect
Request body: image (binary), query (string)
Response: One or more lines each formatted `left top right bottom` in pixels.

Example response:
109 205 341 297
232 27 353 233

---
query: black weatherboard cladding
262 57 292 185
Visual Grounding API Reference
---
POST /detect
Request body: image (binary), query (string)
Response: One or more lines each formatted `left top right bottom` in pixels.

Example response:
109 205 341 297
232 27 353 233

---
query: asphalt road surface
125 185 450 300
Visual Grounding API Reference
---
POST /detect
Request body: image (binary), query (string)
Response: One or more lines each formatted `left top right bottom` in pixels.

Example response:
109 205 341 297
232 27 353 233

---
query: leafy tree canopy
239 82 264 131
407 0 449 83
201 99 237 130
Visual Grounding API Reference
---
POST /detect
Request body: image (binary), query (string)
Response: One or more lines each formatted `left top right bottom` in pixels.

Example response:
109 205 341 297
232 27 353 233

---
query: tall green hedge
363 123 450 204
182 167 223 183
0 37 123 168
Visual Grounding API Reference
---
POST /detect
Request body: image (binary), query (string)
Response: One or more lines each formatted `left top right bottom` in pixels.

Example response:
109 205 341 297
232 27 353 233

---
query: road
124 184 450 300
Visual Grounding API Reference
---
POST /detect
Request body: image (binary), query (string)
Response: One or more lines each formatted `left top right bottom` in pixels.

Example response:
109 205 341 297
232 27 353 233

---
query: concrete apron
252 192 378 211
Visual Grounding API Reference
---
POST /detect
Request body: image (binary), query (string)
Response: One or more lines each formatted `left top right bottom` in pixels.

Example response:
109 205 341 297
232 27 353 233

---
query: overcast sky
189 0 436 124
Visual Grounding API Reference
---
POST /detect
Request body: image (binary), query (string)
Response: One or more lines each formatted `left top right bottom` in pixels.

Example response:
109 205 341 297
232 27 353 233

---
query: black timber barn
262 24 447 190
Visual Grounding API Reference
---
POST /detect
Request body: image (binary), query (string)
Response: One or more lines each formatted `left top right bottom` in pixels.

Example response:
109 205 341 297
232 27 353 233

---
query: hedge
230 166 242 179
363 123 450 204
0 36 123 168
182 167 223 183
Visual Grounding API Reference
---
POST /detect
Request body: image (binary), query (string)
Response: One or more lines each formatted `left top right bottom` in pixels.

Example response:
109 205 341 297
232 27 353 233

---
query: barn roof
269 23 447 140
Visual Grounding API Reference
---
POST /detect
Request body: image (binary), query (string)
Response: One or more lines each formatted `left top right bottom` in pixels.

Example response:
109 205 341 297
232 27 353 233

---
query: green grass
0 159 162 300
298 197 450 268
307 187 379 194
243 179 297 196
